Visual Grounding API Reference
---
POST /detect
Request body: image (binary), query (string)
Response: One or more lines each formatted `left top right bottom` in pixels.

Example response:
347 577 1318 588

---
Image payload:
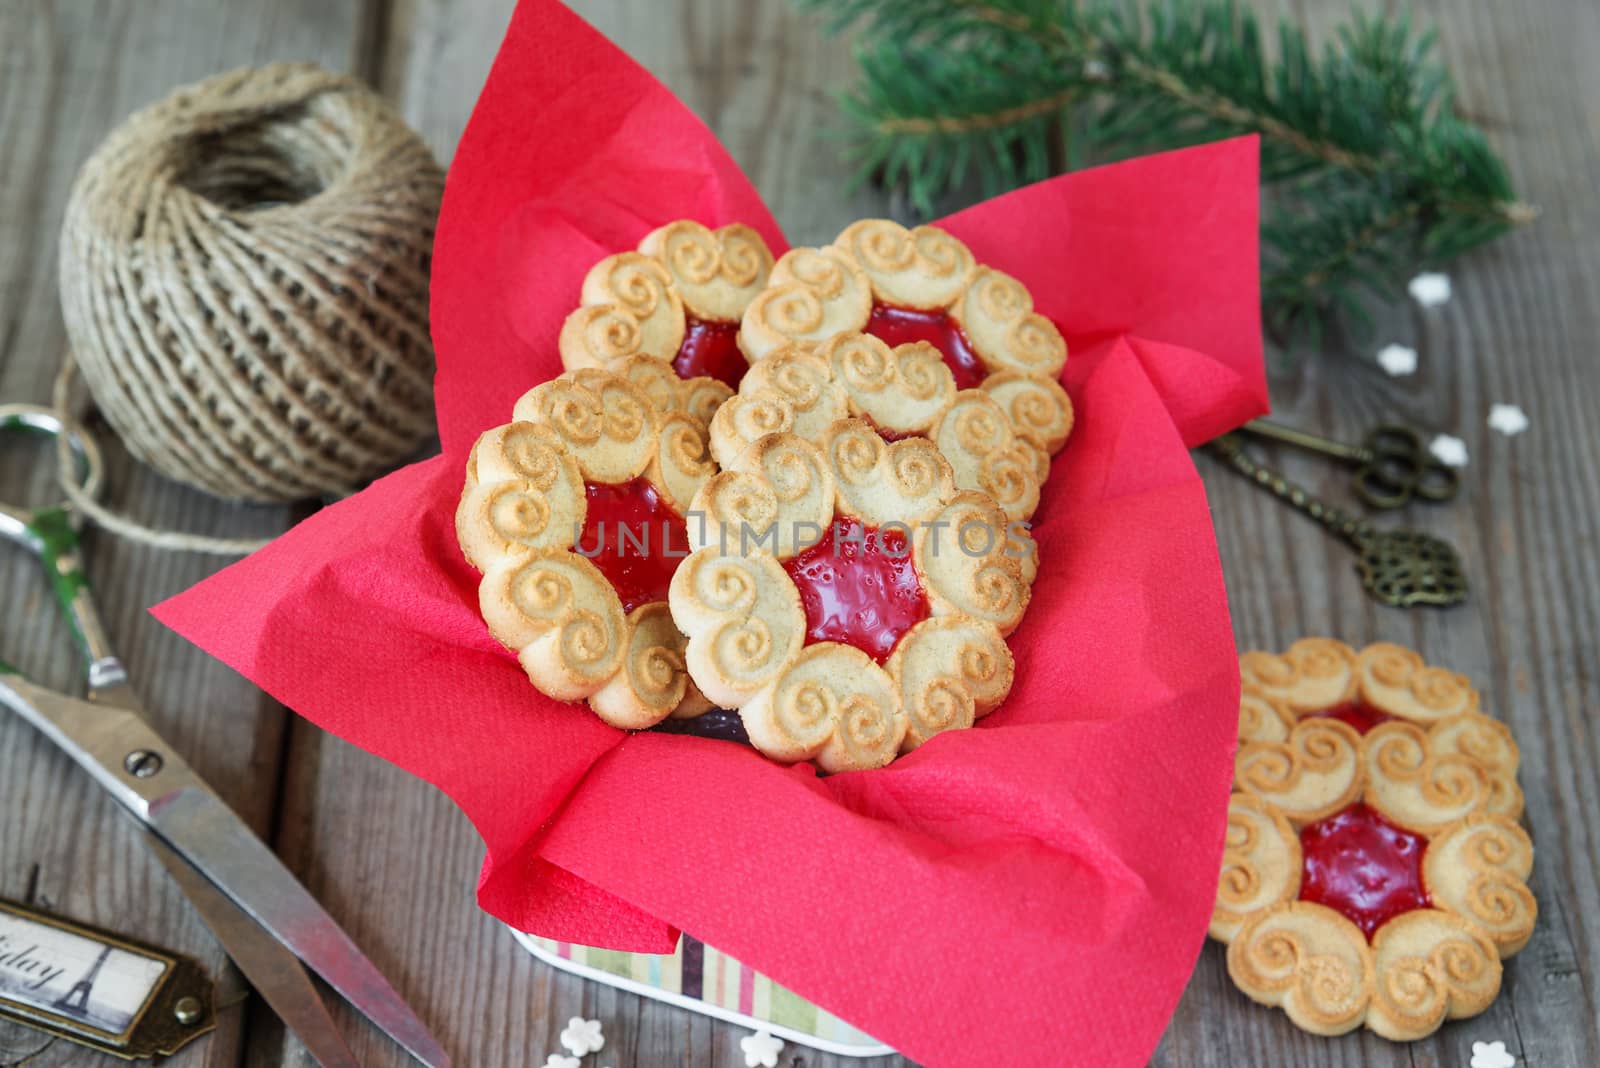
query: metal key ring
0 403 106 552
1369 424 1460 504
1354 425 1459 510
1412 460 1461 501
1355 461 1416 509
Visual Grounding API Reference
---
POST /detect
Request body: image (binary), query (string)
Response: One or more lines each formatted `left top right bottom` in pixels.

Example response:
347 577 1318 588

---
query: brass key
1209 433 1467 608
1240 420 1460 510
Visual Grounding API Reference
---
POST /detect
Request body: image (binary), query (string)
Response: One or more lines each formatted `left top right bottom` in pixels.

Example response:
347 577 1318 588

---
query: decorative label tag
0 897 214 1061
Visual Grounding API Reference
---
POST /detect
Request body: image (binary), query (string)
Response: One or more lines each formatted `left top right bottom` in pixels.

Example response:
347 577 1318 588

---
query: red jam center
864 304 987 391
781 517 929 663
673 318 746 389
1299 803 1429 939
574 479 689 613
1307 701 1394 735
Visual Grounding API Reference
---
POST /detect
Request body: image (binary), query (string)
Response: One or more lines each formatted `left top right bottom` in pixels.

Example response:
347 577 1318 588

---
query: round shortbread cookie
668 421 1032 771
737 219 1072 468
458 366 716 729
1214 639 1534 1041
720 333 1045 525
559 219 775 395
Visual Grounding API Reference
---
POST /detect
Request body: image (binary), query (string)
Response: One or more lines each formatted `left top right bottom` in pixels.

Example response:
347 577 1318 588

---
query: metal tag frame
0 898 214 1061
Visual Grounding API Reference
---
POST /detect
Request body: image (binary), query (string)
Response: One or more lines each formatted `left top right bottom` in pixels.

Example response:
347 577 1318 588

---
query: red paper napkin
155 2 1266 1064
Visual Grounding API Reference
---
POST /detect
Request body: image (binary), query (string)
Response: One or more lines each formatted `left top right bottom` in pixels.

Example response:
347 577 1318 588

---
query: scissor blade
147 786 450 1068
0 677 449 1068
146 834 359 1068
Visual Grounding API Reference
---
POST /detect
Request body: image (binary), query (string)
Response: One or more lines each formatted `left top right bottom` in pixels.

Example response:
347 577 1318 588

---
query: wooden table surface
3 0 1597 1065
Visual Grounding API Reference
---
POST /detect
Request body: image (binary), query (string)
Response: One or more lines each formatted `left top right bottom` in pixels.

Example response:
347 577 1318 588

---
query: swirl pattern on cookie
825 333 955 436
1227 903 1373 1035
1357 642 1479 722
1212 639 1535 1040
1367 911 1501 1041
930 390 1042 521
1362 722 1488 833
459 368 715 728
708 393 798 468
1212 795 1302 942
740 645 906 772
640 221 774 323
835 219 975 310
589 604 692 729
559 305 652 370
758 246 873 345
669 548 806 707
950 267 1068 379
826 421 954 529
457 422 585 571
740 283 846 363
1235 719 1363 824
1422 816 1537 955
481 552 627 698
885 617 1013 750
579 252 685 357
1239 689 1295 745
738 347 849 438
981 371 1075 455
916 493 1030 634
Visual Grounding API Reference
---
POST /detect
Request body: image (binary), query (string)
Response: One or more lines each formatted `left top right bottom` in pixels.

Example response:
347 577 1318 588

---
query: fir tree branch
802 0 1536 340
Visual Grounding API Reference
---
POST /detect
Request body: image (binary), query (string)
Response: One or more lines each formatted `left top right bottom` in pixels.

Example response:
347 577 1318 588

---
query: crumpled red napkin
155 2 1267 1064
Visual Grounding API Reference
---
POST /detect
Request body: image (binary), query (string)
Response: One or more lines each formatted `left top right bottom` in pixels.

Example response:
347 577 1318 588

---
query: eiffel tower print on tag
0 897 215 1061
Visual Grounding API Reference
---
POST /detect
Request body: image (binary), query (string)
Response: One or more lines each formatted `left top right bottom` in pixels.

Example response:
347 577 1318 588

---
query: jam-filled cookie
668 422 1030 772
457 359 721 728
716 335 1051 523
739 219 1072 466
560 220 776 389
1214 639 1534 1040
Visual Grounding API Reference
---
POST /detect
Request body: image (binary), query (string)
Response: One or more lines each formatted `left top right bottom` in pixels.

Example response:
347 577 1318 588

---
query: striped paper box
511 929 895 1057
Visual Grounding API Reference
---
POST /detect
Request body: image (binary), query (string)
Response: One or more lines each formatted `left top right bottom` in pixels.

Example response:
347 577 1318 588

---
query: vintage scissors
1240 419 1460 510
0 403 449 1068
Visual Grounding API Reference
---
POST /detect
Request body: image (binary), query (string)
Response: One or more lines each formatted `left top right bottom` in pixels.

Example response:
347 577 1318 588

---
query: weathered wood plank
0 1 373 1065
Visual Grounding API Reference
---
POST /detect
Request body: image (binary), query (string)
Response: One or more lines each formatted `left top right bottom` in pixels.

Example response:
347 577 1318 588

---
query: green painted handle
27 506 91 644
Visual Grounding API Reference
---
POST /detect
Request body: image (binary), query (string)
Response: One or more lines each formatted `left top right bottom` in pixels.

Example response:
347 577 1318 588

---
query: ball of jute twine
58 62 444 546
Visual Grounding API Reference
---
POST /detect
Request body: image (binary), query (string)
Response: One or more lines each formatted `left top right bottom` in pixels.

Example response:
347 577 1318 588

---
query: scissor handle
0 403 106 541
0 403 124 690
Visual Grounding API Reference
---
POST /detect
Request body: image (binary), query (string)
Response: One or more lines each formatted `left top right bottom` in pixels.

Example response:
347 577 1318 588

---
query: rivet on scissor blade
124 749 164 777
174 997 204 1026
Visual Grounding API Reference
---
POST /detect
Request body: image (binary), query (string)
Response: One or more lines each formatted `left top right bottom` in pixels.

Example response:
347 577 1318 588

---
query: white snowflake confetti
1409 271 1453 307
1376 343 1418 376
1488 403 1530 436
1470 1039 1516 1068
560 1017 605 1057
543 1055 580 1068
740 1029 785 1068
1430 434 1469 468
